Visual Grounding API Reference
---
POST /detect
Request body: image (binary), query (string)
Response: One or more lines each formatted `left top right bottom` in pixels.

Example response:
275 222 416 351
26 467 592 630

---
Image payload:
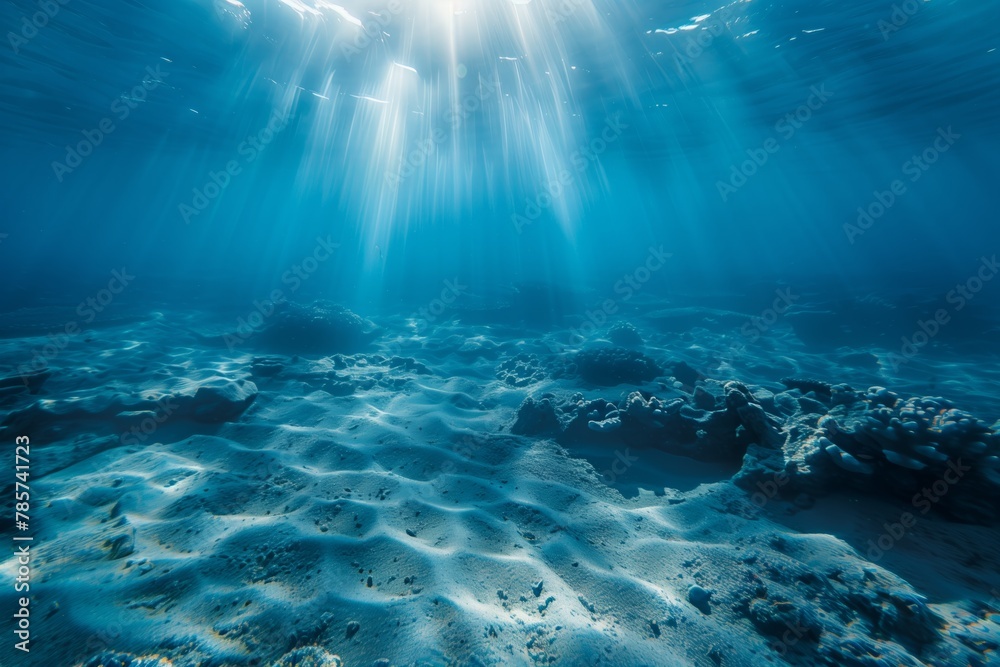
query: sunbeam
221 0 641 264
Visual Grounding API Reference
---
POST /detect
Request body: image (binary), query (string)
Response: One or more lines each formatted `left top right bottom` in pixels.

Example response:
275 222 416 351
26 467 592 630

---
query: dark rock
672 361 705 389
780 378 833 400
693 386 717 411
256 301 380 354
748 598 821 641
607 322 644 348
688 585 712 614
321 379 355 397
820 636 924 666
184 377 258 423
389 356 431 375
106 532 135 560
798 396 827 414
725 382 784 449
512 396 562 436
735 383 1000 524
574 347 661 386
250 356 285 377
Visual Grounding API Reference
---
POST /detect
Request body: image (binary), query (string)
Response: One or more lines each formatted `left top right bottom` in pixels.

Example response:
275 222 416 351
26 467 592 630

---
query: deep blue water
4 5 1000 665
1 0 999 309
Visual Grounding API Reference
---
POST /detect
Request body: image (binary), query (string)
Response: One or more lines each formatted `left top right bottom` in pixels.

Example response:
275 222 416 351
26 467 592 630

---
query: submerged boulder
256 301 380 354
513 370 1000 522
607 321 644 348
736 383 1000 523
512 395 562 436
182 377 258 423
570 347 662 386
511 380 783 464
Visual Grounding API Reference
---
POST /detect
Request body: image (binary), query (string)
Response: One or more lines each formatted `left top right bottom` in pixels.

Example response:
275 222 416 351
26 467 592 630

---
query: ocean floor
1 289 999 667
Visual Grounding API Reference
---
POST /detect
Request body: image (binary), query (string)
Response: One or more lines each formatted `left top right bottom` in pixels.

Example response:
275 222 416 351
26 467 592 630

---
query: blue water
4 4 1000 666
2 0 998 307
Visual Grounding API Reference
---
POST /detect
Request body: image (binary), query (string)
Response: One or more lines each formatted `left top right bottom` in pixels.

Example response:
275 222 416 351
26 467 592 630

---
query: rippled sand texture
1 302 998 667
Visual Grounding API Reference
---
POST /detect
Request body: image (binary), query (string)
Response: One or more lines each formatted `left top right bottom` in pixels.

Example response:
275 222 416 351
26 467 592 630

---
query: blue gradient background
1 0 998 309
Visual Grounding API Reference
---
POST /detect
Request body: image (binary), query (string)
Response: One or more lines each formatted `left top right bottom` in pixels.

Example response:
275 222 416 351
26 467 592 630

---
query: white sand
1 300 998 667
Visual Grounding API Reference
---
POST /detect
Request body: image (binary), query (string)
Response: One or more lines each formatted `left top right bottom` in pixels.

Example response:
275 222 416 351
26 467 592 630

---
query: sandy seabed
1 295 999 667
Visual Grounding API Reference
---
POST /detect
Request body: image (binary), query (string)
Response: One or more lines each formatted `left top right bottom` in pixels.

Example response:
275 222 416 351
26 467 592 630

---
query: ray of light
227 0 642 266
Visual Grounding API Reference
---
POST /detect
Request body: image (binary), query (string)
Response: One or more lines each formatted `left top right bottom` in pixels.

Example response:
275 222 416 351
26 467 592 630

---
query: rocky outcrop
511 395 562 436
559 347 663 386
737 385 1000 523
255 301 380 354
496 353 546 387
182 377 258 423
511 380 784 463
513 374 1000 522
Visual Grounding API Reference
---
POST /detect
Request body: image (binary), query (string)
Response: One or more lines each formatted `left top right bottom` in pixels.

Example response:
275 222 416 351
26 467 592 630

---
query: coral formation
513 373 1000 522
511 395 562 436
740 384 1000 522
255 301 380 353
607 321 644 348
496 352 546 386
512 379 782 463
184 377 258 422
564 347 662 386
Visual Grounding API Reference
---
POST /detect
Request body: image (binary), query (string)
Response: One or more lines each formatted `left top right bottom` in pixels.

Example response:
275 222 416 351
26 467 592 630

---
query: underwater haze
2 1 1000 666
2 0 998 297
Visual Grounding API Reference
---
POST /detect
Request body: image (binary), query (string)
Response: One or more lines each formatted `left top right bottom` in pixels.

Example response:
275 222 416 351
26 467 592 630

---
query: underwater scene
1 0 999 665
